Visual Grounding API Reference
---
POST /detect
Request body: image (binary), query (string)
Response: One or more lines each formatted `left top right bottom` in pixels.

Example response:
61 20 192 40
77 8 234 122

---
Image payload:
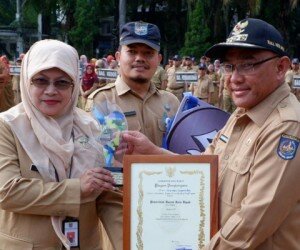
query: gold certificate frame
123 155 218 250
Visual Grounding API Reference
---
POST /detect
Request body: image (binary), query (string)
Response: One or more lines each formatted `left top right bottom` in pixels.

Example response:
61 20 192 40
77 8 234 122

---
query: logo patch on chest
277 134 299 160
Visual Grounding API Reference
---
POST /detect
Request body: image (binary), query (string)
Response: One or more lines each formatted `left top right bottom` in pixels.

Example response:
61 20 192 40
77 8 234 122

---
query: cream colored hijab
0 39 104 249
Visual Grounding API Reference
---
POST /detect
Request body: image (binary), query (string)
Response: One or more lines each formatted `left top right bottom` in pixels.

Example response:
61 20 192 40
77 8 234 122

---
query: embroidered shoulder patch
277 134 300 160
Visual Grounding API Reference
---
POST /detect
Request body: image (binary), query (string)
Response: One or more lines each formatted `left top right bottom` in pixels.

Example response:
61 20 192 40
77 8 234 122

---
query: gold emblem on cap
232 20 249 36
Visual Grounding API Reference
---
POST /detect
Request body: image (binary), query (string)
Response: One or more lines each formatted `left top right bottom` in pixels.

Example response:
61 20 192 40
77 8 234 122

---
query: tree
0 1 15 26
68 0 98 57
180 0 211 59
222 0 299 55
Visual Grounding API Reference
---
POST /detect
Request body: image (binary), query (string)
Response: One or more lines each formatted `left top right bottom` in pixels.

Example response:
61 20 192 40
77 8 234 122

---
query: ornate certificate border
123 155 218 250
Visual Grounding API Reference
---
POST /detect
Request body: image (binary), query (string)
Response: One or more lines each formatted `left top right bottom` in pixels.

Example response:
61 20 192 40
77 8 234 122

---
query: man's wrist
156 147 175 155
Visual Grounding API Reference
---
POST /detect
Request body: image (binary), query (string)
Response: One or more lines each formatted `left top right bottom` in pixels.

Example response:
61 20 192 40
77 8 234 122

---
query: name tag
220 134 229 143
62 217 80 248
124 111 136 117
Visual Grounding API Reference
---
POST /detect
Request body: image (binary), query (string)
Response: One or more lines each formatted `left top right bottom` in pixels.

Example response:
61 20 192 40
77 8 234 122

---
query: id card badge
62 217 80 248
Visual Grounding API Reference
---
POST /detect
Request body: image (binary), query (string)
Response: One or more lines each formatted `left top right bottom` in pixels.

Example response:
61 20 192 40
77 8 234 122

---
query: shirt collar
115 75 160 97
245 83 291 127
115 76 131 96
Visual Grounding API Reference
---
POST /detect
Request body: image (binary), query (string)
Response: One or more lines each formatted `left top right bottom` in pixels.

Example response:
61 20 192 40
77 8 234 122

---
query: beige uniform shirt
0 118 123 250
166 65 184 90
285 69 300 101
166 65 187 101
204 83 300 249
151 66 167 89
192 75 214 101
285 69 300 87
0 62 14 112
208 72 220 106
93 76 180 147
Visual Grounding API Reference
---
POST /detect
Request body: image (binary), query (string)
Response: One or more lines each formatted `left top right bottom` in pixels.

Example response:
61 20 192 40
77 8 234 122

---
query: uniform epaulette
99 82 116 91
85 83 116 112
87 82 116 99
277 96 300 122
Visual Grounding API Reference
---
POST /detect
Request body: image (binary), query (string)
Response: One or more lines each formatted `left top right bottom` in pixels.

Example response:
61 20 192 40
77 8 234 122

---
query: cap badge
232 20 248 36
227 20 249 43
134 22 148 36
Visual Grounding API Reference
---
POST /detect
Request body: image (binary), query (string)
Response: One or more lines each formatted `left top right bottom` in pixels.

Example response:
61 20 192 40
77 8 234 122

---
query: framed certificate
123 155 218 250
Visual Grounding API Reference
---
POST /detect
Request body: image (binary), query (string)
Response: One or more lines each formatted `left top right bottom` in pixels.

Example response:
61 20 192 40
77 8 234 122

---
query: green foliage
68 0 98 57
0 0 299 59
22 4 39 28
180 1 211 59
0 1 15 26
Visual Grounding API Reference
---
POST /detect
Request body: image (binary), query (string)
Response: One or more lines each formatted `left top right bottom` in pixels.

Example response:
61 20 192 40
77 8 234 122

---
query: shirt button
236 126 241 131
224 155 229 160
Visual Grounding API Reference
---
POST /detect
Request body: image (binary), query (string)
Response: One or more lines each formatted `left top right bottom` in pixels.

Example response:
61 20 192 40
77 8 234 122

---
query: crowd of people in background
0 19 299 249
74 52 300 115
0 48 299 115
80 51 299 116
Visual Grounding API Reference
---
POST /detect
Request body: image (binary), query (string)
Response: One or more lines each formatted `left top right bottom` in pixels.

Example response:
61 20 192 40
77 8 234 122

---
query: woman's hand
80 167 115 198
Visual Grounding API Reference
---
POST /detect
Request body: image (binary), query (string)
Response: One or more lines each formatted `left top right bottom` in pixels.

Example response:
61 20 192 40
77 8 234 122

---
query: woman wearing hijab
79 63 99 110
0 40 123 249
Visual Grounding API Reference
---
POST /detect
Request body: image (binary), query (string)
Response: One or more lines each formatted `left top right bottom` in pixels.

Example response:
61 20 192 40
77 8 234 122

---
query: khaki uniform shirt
166 65 184 90
285 69 300 88
285 69 300 101
208 72 220 106
92 76 180 147
151 66 167 89
204 83 300 249
0 62 14 112
0 82 15 112
192 75 214 101
0 118 123 249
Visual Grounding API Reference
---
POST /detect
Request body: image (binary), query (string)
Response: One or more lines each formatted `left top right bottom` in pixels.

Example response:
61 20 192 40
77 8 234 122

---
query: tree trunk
119 0 126 35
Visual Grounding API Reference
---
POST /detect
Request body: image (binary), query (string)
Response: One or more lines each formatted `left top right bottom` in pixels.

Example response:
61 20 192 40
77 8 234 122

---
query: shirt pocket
220 156 252 208
127 117 142 132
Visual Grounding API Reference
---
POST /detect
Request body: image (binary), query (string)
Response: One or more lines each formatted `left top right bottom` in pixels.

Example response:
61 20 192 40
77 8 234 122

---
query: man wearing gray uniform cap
92 21 179 147
122 18 300 249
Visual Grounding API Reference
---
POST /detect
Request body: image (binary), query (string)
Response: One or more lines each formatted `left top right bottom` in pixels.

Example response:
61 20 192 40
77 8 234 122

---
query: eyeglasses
31 78 74 90
221 55 279 75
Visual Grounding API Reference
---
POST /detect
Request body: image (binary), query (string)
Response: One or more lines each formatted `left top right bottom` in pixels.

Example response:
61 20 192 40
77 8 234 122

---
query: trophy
91 101 127 186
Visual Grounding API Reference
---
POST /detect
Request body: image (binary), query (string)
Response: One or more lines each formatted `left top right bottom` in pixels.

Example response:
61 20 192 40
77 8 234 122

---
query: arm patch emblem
277 134 300 160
